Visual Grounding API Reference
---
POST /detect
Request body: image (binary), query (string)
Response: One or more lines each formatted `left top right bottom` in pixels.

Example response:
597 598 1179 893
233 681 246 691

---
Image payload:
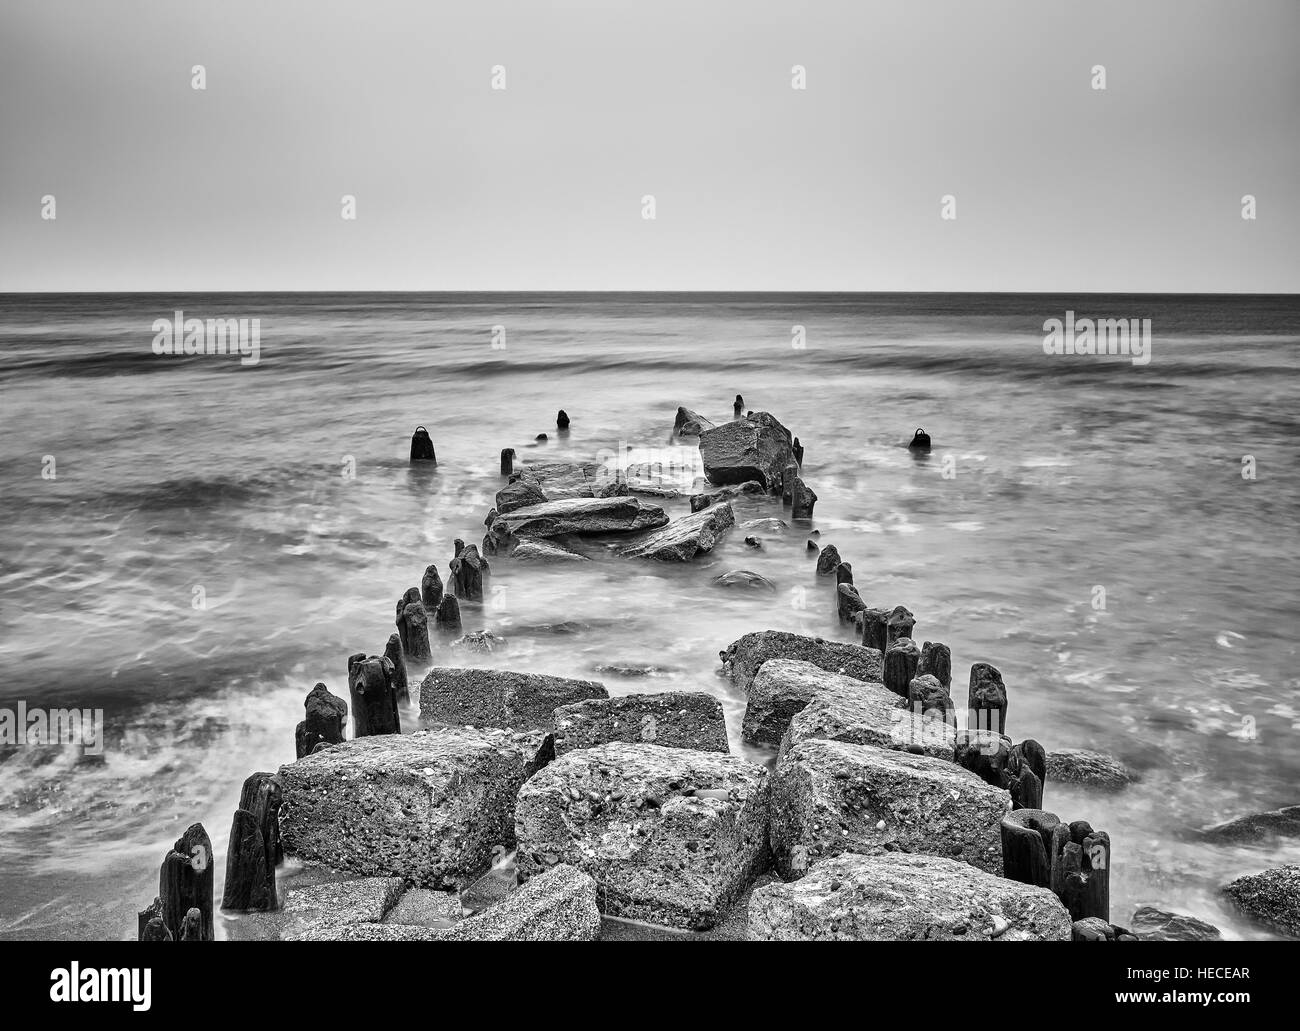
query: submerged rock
711 569 776 591
749 852 1070 941
419 667 607 733
515 743 771 930
450 630 508 654
769 738 1008 878
508 538 590 562
698 412 797 491
720 629 884 696
483 496 669 554
278 728 539 889
552 691 729 755
282 876 405 939
689 480 764 513
673 406 717 437
1199 805 1300 845
814 544 841 575
1223 866 1300 938
1046 748 1133 790
621 502 735 561
1130 906 1223 942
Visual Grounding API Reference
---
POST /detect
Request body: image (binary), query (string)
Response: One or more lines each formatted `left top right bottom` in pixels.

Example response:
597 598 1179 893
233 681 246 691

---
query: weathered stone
674 406 716 437
790 477 817 520
1130 906 1223 942
886 605 915 646
384 888 463 927
515 743 770 930
450 630 508 654
749 851 1070 941
495 479 548 514
483 495 669 555
1223 866 1300 937
621 502 735 561
1046 748 1133 790
689 480 764 513
278 727 539 889
745 657 885 748
419 667 607 733
908 673 955 726
720 630 884 696
769 738 1008 878
294 864 601 942
282 876 404 938
1200 805 1300 844
508 538 590 562
711 569 776 591
917 640 952 690
777 661 954 762
814 544 841 576
954 728 1013 787
837 584 867 623
553 691 729 756
698 412 797 491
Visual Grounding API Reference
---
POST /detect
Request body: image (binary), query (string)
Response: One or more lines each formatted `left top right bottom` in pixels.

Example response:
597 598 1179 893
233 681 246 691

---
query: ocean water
1 291 1298 940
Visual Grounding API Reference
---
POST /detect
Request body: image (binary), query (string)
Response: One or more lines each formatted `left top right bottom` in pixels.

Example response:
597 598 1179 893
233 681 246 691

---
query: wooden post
908 428 931 451
1050 822 1110 923
791 476 817 519
917 641 952 691
410 425 437 464
137 896 167 941
239 771 283 867
160 823 214 942
835 562 853 587
884 637 920 698
383 632 409 703
954 728 1011 786
814 544 841 576
886 605 916 646
396 598 432 665
421 564 444 611
556 410 570 429
140 917 172 941
295 682 347 758
793 437 804 466
220 810 273 912
347 653 401 737
860 607 890 653
782 463 798 505
179 908 204 941
500 448 516 475
1001 808 1061 888
1006 738 1047 810
733 394 744 418
907 673 955 727
837 584 867 623
967 662 1008 735
450 543 489 602
434 594 462 634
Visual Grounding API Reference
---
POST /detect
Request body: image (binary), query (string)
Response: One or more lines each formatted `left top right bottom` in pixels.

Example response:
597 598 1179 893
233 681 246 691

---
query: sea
1 291 1298 939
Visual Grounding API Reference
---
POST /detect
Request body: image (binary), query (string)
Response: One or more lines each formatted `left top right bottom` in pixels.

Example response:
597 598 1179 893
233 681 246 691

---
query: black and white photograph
1 0 1297 995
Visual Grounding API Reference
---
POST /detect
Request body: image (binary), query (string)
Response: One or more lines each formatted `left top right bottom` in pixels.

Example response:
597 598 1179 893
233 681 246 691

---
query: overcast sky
1 0 1296 292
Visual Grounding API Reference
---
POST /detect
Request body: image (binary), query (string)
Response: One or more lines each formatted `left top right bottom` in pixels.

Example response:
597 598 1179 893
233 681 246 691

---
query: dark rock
1046 748 1132 790
552 691 729 755
806 539 818 552
396 599 432 665
556 409 570 429
1131 906 1223 942
449 543 489 602
347 652 401 737
954 728 1013 787
420 565 444 611
509 538 590 563
483 496 669 555
674 406 716 437
908 673 955 726
886 605 915 646
698 411 797 490
410 425 437 463
790 476 817 520
382 633 408 703
814 544 841 575
1223 866 1300 937
296 682 347 758
711 569 776 591
450 630 507 654
495 478 548 514
835 561 853 587
720 630 884 696
884 636 920 698
1200 805 1300 845
744 535 762 549
621 502 735 561
500 447 516 475
837 583 867 623
434 594 462 634
860 607 889 653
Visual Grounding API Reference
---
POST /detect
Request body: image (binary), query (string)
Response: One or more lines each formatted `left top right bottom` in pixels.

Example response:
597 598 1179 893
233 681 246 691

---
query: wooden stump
908 427 931 451
556 409 570 429
396 599 432 664
886 605 916 646
814 544 841 576
347 653 401 738
500 447 516 475
860 607 890 653
421 564 444 611
835 561 853 587
179 908 204 941
792 437 804 466
917 641 952 691
383 632 409 703
884 636 920 698
1051 822 1111 923
1006 738 1047 810
160 823 214 942
140 916 172 941
239 771 283 867
782 463 798 505
137 896 167 941
295 681 347 758
967 661 1008 735
791 476 817 520
450 543 489 602
435 594 462 634
733 394 744 417
954 728 1011 786
907 673 955 727
409 425 437 464
837 583 867 623
1001 808 1060 888
220 809 272 912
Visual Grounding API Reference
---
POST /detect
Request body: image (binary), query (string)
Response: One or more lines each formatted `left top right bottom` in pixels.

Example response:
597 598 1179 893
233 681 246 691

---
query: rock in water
410 425 437 463
160 823 215 941
552 691 729 755
1130 906 1223 942
837 584 867 623
420 564 444 610
279 728 541 889
908 427 931 451
917 640 952 691
509 538 590 563
1200 804 1300 844
814 544 841 575
450 543 489 601
769 739 1008 878
450 630 507 654
383 632 409 703
495 478 548 514
1006 738 1046 810
483 496 669 555
673 406 716 437
419 667 607 733
711 569 776 591
620 502 735 561
396 599 432 664
1222 866 1300 937
500 447 516 475
749 852 1070 941
968 661 1008 735
698 411 797 490
347 653 401 737
689 480 764 512
1046 748 1132 790
296 682 348 758
515 743 771 930
860 607 890 653
720 630 884 695
790 476 817 520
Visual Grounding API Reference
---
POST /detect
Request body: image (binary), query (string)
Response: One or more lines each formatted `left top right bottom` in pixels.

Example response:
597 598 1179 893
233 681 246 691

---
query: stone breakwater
131 404 1279 942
